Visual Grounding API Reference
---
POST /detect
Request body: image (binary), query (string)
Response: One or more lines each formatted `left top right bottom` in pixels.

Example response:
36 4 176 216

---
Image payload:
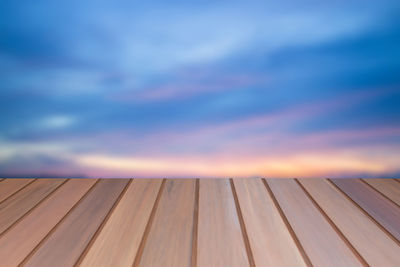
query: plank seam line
262 179 314 267
361 179 400 209
191 179 199 267
0 179 37 206
230 179 256 267
18 179 101 266
132 178 166 267
0 179 68 238
74 178 134 267
327 179 400 246
295 179 368 266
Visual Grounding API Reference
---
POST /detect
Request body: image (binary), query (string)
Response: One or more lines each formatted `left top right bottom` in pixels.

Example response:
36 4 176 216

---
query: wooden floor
0 178 399 267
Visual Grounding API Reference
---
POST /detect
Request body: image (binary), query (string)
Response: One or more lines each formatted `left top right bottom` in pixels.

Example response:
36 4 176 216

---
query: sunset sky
1 0 400 178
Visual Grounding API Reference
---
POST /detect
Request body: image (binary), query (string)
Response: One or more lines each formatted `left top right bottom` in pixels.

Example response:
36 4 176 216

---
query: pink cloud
112 73 269 101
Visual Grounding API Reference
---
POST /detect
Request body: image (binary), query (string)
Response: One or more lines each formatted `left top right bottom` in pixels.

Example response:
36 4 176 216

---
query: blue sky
1 0 400 177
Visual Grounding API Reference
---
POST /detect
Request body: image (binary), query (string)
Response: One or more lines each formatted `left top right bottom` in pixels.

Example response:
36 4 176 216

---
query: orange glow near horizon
75 151 397 178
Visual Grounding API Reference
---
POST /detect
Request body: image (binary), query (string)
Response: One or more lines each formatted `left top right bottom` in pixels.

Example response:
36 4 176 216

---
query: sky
0 0 400 178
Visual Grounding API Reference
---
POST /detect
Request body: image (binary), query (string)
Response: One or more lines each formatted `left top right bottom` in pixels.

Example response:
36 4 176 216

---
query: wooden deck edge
263 179 314 267
74 179 133 266
190 179 199 267
360 179 400 209
0 179 37 206
132 179 166 267
1 179 67 237
19 179 100 266
295 179 368 266
328 179 400 246
230 178 256 267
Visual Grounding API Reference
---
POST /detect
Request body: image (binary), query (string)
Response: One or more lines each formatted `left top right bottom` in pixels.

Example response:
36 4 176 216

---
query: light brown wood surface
363 179 400 207
137 179 196 267
0 178 398 266
198 179 250 267
23 179 128 267
0 179 34 203
0 179 65 234
233 178 307 267
267 179 362 267
332 179 400 241
300 179 400 266
80 179 163 267
0 179 96 266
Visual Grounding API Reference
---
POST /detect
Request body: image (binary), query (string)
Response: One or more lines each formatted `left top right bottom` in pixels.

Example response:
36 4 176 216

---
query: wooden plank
332 179 400 241
267 179 362 267
300 179 400 266
0 179 65 234
0 179 96 266
0 179 34 203
80 179 163 267
233 178 307 267
137 179 196 267
363 179 400 207
23 179 129 267
198 179 249 267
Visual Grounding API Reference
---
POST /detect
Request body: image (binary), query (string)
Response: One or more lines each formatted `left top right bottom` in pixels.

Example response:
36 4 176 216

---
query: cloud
1 1 399 177
112 72 268 101
73 148 400 178
40 115 76 129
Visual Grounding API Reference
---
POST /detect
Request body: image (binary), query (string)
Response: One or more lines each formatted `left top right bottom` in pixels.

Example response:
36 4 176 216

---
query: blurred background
0 0 399 178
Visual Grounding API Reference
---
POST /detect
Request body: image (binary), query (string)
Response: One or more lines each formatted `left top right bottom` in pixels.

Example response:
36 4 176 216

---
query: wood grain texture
233 178 307 267
363 179 400 207
198 179 249 267
0 179 65 234
267 179 362 267
332 179 400 241
138 179 196 267
23 179 128 267
0 178 397 266
300 179 400 266
0 179 96 266
80 179 163 267
0 179 34 203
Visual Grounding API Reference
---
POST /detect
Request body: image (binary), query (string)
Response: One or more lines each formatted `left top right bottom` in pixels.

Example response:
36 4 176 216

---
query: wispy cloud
1 0 399 177
112 73 268 101
73 148 399 178
40 115 76 129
